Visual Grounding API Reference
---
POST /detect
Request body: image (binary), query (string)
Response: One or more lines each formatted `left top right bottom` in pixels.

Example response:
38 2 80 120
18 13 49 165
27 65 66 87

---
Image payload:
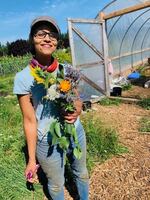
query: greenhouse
68 0 150 99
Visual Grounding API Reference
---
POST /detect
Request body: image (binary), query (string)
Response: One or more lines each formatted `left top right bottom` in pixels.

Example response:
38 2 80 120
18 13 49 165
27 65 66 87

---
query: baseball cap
30 16 61 36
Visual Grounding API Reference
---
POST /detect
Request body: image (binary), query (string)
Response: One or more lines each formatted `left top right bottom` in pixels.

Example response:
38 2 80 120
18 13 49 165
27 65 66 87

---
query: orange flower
59 80 71 92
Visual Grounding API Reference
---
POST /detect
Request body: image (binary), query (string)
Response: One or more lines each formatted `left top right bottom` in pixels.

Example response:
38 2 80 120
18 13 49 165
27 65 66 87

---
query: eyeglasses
34 31 59 41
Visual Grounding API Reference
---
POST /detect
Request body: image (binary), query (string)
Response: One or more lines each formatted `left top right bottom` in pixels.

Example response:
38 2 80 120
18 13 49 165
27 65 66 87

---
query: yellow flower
49 78 55 85
30 66 45 84
59 80 71 92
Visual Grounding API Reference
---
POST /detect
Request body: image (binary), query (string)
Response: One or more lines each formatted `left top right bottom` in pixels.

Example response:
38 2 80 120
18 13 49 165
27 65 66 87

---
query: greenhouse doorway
68 18 110 101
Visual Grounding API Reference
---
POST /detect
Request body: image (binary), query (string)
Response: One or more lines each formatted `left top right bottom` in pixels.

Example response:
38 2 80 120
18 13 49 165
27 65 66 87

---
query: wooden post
102 19 110 96
67 18 76 68
103 2 150 20
99 12 105 22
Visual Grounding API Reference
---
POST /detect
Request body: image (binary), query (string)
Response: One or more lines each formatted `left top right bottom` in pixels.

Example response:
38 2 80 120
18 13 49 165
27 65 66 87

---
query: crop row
0 49 71 75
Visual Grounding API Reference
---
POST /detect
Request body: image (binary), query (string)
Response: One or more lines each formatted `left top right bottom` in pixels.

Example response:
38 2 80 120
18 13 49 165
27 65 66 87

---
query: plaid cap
30 16 61 35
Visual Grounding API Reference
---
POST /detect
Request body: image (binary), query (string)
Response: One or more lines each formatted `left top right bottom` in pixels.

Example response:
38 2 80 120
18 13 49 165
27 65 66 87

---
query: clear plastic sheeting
68 0 150 99
69 20 106 98
99 0 150 74
72 30 103 66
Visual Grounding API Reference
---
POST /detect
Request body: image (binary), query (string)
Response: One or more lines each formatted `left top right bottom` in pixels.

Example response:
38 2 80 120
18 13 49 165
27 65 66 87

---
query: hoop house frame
68 1 150 99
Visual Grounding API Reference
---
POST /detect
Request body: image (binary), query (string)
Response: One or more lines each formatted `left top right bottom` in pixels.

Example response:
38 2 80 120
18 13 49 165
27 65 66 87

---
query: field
0 53 150 199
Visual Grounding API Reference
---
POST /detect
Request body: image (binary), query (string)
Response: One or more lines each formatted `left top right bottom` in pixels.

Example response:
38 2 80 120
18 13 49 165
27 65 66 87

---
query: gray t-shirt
13 65 80 143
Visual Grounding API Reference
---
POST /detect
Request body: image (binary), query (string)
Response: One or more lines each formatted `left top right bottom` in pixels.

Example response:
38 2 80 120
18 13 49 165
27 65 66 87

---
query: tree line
0 33 69 57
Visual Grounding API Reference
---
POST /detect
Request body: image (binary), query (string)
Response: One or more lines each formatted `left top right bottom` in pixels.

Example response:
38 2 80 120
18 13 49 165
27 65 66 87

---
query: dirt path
89 103 150 200
65 102 150 200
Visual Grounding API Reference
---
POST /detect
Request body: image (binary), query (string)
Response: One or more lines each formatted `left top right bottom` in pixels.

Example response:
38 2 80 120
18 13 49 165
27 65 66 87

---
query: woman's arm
18 94 37 182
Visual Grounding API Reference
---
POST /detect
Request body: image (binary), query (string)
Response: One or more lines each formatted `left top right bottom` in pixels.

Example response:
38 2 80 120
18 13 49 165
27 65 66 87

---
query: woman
13 16 89 200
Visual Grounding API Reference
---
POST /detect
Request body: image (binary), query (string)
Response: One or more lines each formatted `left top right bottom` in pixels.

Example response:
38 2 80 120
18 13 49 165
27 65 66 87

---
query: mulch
64 89 150 199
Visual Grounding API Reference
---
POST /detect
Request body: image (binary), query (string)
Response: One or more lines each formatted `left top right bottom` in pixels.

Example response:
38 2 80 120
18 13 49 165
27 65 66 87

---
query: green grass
137 98 150 110
0 74 15 96
139 117 150 133
0 97 44 200
98 97 122 106
81 112 128 171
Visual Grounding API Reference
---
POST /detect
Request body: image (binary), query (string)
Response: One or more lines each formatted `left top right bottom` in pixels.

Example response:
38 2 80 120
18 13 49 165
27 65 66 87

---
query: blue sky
0 0 110 44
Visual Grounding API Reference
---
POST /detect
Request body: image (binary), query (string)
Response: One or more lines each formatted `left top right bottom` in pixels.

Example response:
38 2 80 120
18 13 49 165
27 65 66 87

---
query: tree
58 33 70 49
0 42 8 56
8 39 30 56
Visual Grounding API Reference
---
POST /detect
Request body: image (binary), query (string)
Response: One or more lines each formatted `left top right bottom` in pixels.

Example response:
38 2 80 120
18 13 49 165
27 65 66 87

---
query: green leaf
45 74 49 89
50 121 57 136
50 121 60 145
36 68 46 78
65 122 73 134
54 121 61 137
72 125 78 143
52 133 58 145
65 103 75 112
57 78 63 83
73 146 82 160
58 136 69 150
58 65 64 79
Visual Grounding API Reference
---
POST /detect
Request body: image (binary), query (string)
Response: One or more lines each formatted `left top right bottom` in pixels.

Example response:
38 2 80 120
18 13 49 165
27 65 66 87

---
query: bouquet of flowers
30 62 82 159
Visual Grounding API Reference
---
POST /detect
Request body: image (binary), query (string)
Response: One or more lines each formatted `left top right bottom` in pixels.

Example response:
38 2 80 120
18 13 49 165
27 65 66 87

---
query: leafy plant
30 63 82 159
98 97 122 106
137 98 150 110
121 83 132 91
53 49 71 64
0 54 31 75
139 117 150 133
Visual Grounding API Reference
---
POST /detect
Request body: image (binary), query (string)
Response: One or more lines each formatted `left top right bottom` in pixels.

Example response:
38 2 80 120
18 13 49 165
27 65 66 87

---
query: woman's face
32 25 58 57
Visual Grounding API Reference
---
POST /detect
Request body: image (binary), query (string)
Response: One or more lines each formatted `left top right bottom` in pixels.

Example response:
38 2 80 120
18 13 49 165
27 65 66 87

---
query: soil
122 77 150 99
64 85 150 200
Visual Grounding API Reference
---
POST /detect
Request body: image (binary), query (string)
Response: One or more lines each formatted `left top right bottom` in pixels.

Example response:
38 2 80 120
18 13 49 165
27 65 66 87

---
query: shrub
8 39 30 57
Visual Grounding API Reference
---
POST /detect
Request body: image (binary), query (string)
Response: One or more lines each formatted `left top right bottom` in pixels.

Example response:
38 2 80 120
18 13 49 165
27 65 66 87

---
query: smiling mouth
42 44 51 47
41 41 57 48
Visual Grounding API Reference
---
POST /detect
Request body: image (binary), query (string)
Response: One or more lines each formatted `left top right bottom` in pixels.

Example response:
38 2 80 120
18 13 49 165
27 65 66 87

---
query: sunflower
59 80 71 92
30 66 45 84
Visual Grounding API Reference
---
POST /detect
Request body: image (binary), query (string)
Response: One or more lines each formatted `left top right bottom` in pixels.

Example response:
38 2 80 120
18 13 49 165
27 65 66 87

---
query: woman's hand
25 160 39 183
64 99 83 124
